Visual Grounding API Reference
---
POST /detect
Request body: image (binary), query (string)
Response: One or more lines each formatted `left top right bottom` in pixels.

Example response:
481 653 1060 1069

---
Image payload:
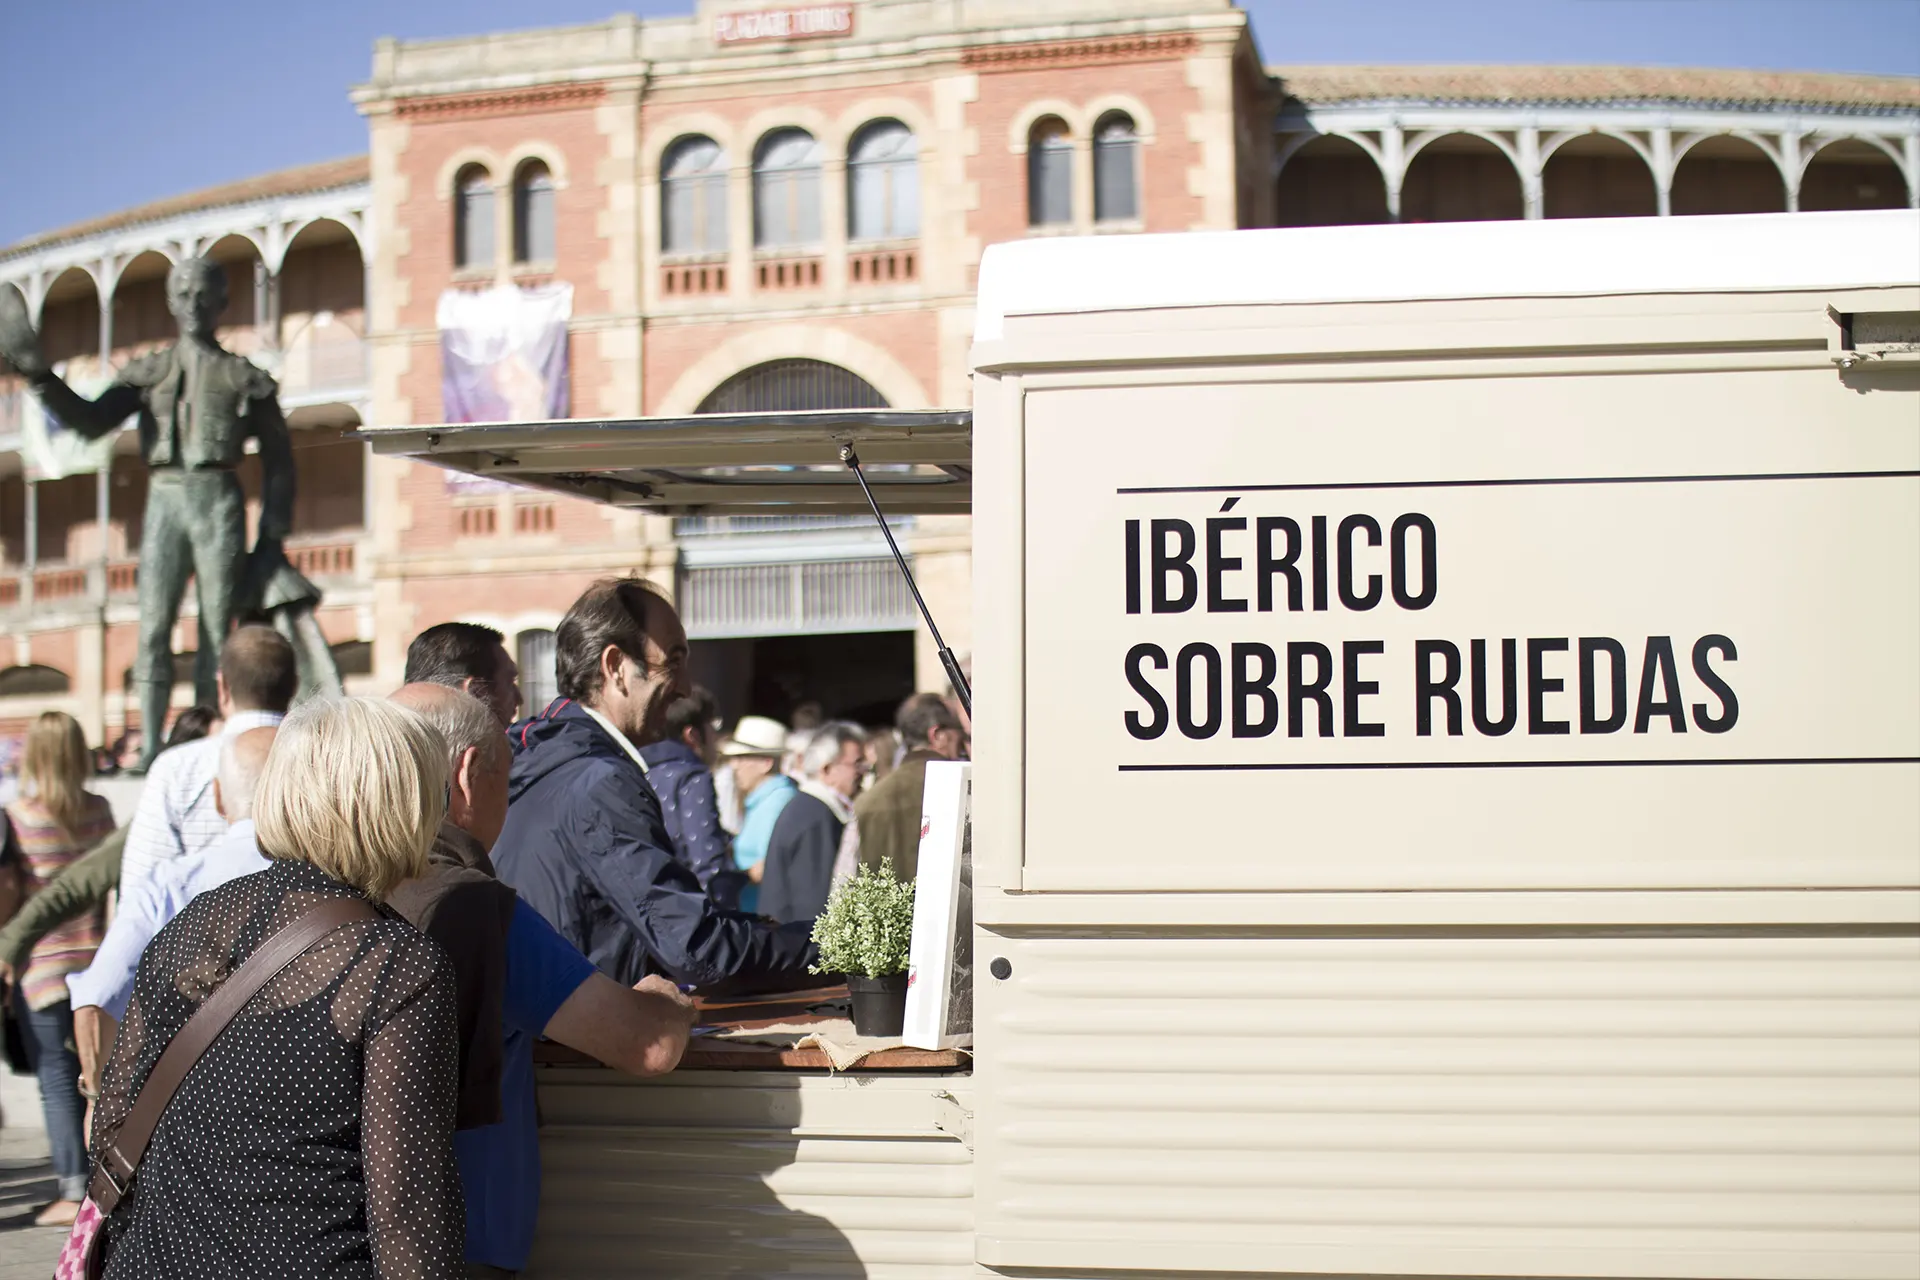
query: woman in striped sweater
5 711 115 1226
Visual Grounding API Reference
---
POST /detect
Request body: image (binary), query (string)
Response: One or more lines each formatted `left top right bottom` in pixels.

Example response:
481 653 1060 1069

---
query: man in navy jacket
495 578 817 993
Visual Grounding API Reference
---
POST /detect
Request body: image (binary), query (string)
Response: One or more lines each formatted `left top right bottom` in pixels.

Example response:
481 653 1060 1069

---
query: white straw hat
719 714 789 757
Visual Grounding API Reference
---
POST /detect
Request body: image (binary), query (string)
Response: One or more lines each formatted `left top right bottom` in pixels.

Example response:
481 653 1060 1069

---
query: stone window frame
846 118 922 243
1010 95 1157 236
751 126 827 251
644 100 939 303
737 104 834 270
1086 94 1156 232
447 156 499 277
831 96 938 267
660 133 732 258
436 143 569 279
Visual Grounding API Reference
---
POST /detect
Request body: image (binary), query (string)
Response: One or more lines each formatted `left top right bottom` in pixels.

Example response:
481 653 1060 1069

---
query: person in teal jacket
719 715 794 916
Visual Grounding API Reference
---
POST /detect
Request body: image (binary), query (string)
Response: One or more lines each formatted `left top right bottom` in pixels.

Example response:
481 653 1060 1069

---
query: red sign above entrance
714 5 855 45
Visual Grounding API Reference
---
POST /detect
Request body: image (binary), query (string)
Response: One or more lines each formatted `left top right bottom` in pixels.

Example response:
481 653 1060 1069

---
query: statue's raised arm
0 283 142 437
5 259 337 770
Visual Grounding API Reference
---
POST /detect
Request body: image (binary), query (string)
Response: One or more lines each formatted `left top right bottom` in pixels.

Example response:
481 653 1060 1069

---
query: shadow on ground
0 1068 72 1275
0 1151 55 1231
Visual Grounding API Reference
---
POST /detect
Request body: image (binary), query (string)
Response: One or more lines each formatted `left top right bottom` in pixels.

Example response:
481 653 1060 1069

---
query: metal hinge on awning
932 1090 973 1150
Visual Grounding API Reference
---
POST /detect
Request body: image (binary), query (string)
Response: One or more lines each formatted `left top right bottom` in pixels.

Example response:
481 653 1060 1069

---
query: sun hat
719 714 789 758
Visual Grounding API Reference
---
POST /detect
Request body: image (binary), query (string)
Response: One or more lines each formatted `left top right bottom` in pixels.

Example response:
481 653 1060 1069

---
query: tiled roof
4 155 370 257
1272 65 1920 111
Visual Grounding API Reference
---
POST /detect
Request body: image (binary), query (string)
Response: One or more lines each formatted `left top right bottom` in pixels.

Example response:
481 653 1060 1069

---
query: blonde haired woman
5 711 115 1226
88 698 465 1278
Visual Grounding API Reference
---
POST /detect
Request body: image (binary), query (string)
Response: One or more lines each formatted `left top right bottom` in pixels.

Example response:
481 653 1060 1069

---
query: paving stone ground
0 1066 69 1278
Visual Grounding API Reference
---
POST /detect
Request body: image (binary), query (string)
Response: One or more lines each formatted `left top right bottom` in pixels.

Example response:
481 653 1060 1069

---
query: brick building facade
3 0 1916 748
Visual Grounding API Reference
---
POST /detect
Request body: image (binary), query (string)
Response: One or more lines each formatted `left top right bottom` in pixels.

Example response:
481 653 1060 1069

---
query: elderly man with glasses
757 721 869 925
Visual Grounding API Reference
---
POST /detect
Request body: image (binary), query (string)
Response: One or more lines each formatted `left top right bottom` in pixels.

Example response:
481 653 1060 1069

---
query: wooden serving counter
531 983 972 1073
528 984 975 1276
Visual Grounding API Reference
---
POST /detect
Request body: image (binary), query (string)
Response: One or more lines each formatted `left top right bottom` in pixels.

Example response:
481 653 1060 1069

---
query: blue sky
1 0 1915 245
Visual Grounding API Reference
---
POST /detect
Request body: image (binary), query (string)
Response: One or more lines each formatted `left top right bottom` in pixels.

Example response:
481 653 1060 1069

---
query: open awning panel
355 409 972 515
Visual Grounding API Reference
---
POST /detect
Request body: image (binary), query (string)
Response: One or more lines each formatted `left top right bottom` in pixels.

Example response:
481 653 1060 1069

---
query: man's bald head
391 683 506 775
216 725 278 822
391 682 511 851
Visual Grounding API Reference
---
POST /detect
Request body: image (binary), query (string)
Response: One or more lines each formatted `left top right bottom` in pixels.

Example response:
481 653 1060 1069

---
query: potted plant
812 858 917 1037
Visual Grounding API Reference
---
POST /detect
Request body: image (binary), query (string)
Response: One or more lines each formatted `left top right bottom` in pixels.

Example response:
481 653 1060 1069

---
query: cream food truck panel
362 210 1920 1280
967 211 1919 1280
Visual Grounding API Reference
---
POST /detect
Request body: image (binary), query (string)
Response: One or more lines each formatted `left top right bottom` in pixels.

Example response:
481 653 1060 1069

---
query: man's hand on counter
543 971 697 1078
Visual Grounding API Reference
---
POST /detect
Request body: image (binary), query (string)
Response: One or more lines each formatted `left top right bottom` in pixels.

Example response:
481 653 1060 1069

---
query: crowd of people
0 574 966 1278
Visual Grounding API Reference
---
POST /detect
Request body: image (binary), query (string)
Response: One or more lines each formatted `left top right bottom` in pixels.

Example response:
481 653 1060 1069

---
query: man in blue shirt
390 682 696 1277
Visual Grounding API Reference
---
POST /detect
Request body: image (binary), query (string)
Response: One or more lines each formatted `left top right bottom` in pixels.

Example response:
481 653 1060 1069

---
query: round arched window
696 359 889 414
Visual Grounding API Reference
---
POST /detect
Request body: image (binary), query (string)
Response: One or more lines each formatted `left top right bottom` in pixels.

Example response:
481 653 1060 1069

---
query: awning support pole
840 444 971 717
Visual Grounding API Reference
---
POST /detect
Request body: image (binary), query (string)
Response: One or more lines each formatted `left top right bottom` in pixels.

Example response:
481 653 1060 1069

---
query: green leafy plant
810 858 916 978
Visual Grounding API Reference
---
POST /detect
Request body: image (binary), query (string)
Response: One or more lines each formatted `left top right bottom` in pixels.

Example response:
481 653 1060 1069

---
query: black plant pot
845 972 908 1038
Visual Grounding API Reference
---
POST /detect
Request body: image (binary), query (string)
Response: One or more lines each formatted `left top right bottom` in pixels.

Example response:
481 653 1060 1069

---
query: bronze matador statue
0 258 340 771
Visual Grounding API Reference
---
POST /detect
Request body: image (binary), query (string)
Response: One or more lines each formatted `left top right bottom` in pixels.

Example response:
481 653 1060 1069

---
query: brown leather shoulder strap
90 895 378 1212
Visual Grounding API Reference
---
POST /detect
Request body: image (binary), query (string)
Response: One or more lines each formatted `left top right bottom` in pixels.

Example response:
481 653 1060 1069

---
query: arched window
454 165 495 270
0 665 72 697
753 129 822 250
1093 112 1140 224
1027 117 1073 228
848 120 920 241
662 136 729 256
513 160 556 263
517 628 557 715
696 359 889 414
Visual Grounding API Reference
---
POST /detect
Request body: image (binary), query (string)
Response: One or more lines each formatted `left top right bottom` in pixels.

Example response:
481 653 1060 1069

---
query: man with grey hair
387 684 521 1137
387 683 694 1278
759 720 868 924
69 725 279 1096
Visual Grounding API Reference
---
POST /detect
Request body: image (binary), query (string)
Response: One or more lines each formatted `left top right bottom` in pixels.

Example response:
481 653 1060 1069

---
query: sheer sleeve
361 944 465 1279
88 977 149 1160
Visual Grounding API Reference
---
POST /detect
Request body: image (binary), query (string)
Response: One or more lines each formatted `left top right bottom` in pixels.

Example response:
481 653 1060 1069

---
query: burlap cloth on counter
704 996 971 1071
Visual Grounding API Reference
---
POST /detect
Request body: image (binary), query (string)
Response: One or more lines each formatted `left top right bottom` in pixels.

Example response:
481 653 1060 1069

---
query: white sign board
1021 372 1920 893
903 761 971 1050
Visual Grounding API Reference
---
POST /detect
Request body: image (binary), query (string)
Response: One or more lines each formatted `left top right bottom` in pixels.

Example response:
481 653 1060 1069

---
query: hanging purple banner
437 281 573 424
436 282 572 493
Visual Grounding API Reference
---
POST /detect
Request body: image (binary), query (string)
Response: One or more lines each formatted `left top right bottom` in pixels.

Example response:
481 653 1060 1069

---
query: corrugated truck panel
530 1069 975 1278
973 932 1920 1278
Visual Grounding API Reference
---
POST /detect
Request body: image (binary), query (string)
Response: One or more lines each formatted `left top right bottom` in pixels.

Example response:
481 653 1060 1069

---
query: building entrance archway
694 359 889 415
682 357 916 730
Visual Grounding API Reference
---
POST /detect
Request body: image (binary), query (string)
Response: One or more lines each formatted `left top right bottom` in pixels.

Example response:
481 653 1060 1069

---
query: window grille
455 168 495 269
753 129 822 250
1028 118 1073 227
849 121 920 241
662 137 729 256
681 559 916 638
685 358 897 556
514 162 556 263
518 628 558 715
1094 113 1140 223
675 514 885 537
694 359 887 415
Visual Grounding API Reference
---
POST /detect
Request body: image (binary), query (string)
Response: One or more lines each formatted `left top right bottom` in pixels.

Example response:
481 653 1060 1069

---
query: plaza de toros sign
713 5 854 44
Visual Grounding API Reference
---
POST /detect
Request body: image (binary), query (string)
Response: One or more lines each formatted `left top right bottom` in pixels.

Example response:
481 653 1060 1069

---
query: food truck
362 209 1920 1279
